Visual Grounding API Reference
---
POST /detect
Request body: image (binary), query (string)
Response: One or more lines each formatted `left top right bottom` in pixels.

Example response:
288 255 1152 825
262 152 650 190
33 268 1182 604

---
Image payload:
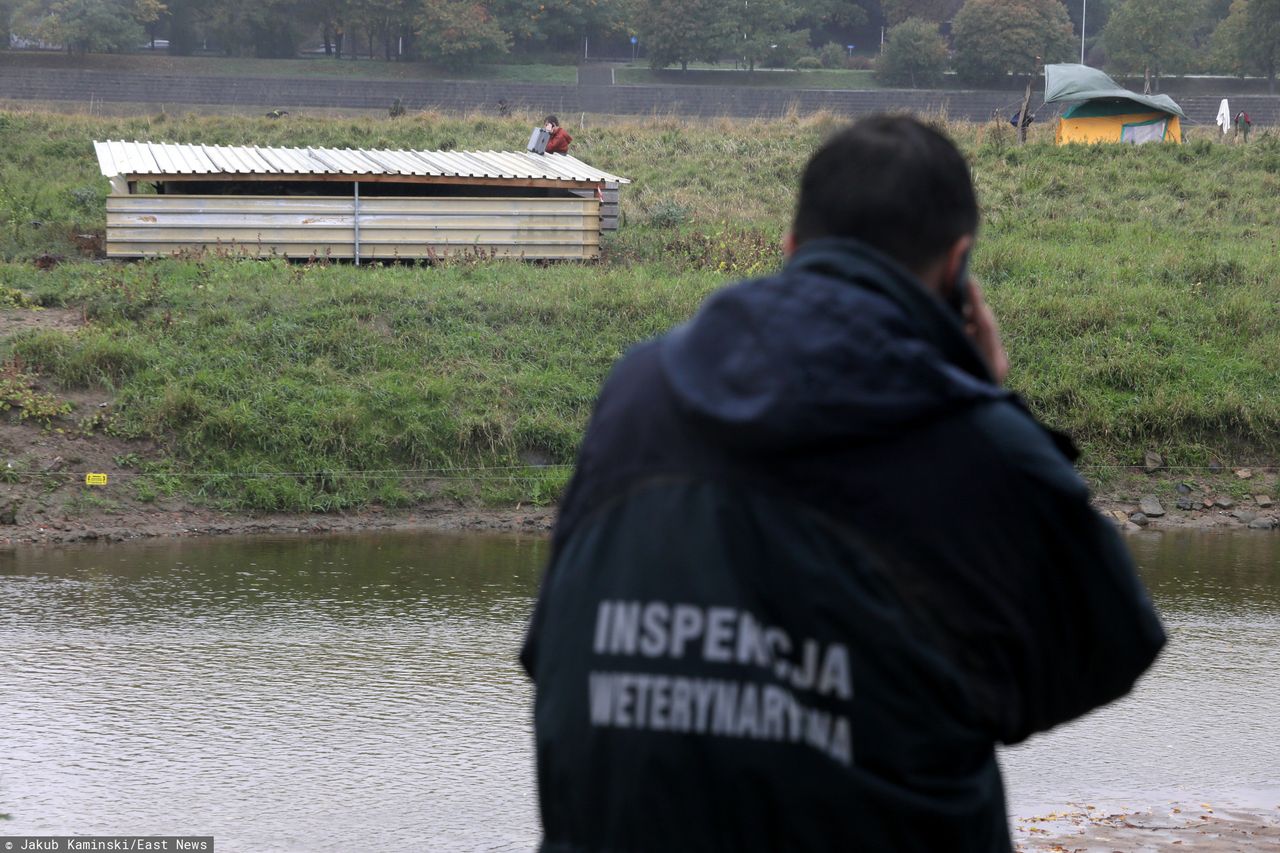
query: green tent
1043 64 1186 144
1043 64 1186 118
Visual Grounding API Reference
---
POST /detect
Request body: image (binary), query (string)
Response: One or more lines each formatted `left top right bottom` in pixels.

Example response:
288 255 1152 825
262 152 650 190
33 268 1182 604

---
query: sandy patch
1015 802 1280 851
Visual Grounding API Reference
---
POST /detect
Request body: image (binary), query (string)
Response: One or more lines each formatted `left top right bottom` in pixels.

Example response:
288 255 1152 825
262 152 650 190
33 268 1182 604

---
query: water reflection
0 533 547 852
1000 532 1280 816
2 530 1277 850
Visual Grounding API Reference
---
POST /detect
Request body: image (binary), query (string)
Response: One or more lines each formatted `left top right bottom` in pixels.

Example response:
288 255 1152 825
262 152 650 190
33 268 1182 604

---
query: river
2 531 1277 850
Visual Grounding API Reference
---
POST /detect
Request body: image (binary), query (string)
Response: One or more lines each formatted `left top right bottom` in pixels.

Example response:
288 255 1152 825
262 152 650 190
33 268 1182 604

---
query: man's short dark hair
544 115 560 127
791 116 978 271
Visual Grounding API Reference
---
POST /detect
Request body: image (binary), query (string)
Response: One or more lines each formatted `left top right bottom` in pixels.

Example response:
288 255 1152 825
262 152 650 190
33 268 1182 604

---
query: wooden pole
1018 56 1041 145
353 181 361 266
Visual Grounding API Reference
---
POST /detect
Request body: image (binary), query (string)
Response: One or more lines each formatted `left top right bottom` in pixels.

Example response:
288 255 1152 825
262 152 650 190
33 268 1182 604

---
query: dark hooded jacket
521 239 1165 852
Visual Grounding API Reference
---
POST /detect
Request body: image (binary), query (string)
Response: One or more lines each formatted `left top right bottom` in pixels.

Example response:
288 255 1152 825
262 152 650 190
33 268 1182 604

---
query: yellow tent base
1056 113 1182 145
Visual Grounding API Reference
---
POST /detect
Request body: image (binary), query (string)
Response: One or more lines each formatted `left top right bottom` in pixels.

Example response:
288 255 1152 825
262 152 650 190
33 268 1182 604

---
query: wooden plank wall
106 195 604 260
569 182 621 232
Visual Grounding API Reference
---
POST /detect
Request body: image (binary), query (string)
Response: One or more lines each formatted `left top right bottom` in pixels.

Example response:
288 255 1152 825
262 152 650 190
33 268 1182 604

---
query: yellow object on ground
1056 109 1183 145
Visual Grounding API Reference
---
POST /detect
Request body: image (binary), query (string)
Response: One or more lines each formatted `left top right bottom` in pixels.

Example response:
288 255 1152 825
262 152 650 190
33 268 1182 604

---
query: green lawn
0 50 578 84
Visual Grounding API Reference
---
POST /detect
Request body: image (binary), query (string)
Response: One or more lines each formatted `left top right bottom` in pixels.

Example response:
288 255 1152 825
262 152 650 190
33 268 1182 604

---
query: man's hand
964 280 1009 385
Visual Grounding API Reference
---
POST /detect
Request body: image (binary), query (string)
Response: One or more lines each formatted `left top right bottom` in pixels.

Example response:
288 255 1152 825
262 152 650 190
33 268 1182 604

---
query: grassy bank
0 50 578 83
0 109 1277 512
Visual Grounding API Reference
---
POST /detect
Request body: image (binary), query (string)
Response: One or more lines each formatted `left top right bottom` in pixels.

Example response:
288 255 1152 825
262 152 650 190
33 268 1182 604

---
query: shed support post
353 181 361 266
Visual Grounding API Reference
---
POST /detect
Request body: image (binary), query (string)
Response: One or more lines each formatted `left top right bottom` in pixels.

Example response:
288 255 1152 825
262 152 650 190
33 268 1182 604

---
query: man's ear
782 232 798 258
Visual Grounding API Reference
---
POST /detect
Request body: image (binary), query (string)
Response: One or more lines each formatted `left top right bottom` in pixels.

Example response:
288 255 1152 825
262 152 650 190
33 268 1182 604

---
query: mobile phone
947 250 971 318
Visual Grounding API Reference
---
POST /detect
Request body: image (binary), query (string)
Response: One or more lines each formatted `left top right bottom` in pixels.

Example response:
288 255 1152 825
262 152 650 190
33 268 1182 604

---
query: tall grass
0 109 1277 509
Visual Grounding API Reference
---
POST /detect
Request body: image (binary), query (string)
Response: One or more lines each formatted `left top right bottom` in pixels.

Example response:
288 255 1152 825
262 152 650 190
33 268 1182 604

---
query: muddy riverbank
0 502 556 546
1013 802 1280 851
0 483 1275 546
0 458 1274 546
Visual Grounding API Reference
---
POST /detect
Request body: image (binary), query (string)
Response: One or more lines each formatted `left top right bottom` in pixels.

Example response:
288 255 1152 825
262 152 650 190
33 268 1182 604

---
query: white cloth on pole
1217 99 1231 134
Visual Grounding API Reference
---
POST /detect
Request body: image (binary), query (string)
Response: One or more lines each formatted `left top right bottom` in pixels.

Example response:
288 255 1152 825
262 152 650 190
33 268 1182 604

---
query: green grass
0 109 1278 511
0 50 578 84
615 66 882 89
4 257 723 511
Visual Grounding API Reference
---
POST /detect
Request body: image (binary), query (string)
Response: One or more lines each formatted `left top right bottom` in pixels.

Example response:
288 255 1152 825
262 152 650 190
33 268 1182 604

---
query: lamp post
1081 1 1087 64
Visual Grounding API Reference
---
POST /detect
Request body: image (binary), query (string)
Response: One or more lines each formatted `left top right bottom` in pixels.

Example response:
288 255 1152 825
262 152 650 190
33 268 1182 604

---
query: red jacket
546 127 572 154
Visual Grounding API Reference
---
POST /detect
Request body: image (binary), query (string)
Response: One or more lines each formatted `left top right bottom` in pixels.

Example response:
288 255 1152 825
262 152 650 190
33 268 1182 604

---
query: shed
93 141 629 261
1044 64 1185 145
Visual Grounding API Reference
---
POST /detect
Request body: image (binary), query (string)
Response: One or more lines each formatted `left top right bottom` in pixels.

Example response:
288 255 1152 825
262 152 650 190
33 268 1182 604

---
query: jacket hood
658 238 1010 449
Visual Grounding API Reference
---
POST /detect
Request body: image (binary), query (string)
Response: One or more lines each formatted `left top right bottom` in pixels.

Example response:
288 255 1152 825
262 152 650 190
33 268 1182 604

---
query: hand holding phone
962 279 1009 385
947 250 971 318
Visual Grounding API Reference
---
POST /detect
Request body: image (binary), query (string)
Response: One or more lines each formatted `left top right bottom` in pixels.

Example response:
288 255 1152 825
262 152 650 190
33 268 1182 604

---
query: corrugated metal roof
93 140 629 184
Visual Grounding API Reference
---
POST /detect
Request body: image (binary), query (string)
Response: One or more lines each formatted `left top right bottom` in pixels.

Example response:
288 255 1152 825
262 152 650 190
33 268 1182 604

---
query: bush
68 186 103 215
795 56 823 70
876 18 949 88
647 199 692 227
817 42 847 69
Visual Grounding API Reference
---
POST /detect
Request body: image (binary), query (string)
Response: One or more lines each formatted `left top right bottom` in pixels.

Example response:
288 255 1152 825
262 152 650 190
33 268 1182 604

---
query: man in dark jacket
521 115 1165 851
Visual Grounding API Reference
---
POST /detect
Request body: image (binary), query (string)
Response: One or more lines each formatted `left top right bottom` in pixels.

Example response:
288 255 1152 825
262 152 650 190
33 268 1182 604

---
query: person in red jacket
543 115 572 154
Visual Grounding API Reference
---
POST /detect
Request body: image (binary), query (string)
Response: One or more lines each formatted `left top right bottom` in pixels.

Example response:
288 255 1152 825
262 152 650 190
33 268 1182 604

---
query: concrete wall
2 65 1277 126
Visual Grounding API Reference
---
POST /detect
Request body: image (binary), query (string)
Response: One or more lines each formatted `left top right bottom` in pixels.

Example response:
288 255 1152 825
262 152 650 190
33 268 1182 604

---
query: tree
1 0 14 49
1246 0 1280 91
639 0 733 71
348 0 414 61
952 0 1075 83
296 0 345 56
1211 0 1250 71
881 0 961 25
876 17 948 86
1102 0 1199 90
1061 0 1114 61
493 0 630 50
13 0 163 53
160 0 199 55
732 0 808 71
1192 0 1232 53
201 0 310 58
414 0 510 66
1213 0 1280 91
795 0 870 31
